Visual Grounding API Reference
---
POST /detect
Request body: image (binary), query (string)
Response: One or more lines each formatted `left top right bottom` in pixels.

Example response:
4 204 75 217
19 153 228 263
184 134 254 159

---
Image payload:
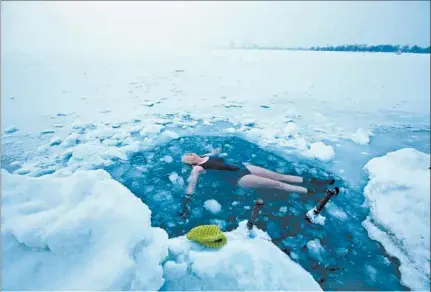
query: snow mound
162 221 322 291
363 148 430 290
306 141 335 162
350 128 373 145
204 199 222 214
1 169 168 291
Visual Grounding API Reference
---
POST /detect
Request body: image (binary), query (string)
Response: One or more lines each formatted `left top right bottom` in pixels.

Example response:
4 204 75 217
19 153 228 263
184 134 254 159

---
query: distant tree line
233 43 430 54
309 44 430 54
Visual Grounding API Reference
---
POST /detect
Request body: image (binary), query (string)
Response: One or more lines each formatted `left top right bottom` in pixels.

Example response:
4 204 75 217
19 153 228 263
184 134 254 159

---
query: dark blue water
106 136 407 291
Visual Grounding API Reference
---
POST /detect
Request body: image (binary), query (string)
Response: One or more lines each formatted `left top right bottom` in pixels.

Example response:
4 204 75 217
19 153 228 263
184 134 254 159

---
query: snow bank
306 141 335 162
1 170 168 290
162 221 322 291
363 148 430 290
204 199 222 214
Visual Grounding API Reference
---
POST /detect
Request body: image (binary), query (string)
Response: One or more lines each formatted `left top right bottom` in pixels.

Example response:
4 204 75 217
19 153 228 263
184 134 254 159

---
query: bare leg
244 164 303 183
238 174 308 194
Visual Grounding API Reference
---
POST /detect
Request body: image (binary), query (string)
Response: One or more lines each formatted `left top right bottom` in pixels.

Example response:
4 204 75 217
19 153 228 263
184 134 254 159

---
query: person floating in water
181 147 336 198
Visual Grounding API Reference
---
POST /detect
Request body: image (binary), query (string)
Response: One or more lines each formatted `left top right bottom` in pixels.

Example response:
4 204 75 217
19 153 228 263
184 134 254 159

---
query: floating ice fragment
204 199 222 214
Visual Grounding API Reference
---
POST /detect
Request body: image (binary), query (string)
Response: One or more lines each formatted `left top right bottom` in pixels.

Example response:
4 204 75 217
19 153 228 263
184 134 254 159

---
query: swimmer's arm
202 147 222 157
186 166 203 195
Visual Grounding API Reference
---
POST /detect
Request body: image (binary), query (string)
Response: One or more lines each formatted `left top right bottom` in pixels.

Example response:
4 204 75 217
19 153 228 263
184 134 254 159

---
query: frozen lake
2 49 430 290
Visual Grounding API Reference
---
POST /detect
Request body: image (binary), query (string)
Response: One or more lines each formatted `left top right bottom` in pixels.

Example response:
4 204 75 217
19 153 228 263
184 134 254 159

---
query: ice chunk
204 199 222 214
231 201 240 207
153 190 173 202
289 252 299 261
306 239 325 262
243 119 255 127
169 172 184 186
363 148 430 290
162 155 174 163
365 265 377 283
279 206 288 213
161 130 180 140
306 141 335 162
350 128 373 145
326 203 348 221
140 124 164 136
162 221 322 291
223 128 236 133
4 126 18 134
335 247 349 256
67 143 128 170
284 122 299 137
49 137 62 146
91 128 115 140
122 141 142 155
40 129 55 135
1 169 168 290
62 133 80 148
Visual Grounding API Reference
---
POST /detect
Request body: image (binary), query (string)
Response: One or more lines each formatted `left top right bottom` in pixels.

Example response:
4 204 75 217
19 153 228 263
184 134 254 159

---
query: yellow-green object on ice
186 225 227 248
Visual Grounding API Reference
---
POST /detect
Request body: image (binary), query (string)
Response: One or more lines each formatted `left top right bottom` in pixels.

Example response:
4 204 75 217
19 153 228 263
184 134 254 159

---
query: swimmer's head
182 152 200 165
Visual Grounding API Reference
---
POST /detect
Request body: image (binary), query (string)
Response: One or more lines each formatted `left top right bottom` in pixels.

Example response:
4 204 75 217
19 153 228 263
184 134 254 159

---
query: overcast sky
2 1 430 54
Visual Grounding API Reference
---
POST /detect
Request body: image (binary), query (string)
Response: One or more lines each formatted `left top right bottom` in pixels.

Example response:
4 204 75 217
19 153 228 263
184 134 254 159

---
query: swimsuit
197 157 251 185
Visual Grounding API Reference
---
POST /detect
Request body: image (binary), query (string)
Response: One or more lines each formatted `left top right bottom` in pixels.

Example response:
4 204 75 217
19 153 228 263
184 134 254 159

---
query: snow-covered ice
2 44 430 291
1 169 168 290
363 148 430 290
162 221 322 291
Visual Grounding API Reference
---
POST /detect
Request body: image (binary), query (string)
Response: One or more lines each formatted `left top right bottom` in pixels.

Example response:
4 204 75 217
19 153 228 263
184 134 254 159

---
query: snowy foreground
2 50 430 290
2 169 320 290
163 220 321 291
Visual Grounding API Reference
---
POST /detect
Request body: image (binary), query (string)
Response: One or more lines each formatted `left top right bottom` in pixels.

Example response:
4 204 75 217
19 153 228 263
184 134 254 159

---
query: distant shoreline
224 44 430 54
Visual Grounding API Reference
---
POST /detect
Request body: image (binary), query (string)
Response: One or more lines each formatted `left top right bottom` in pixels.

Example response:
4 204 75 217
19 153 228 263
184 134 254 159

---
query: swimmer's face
182 153 199 165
